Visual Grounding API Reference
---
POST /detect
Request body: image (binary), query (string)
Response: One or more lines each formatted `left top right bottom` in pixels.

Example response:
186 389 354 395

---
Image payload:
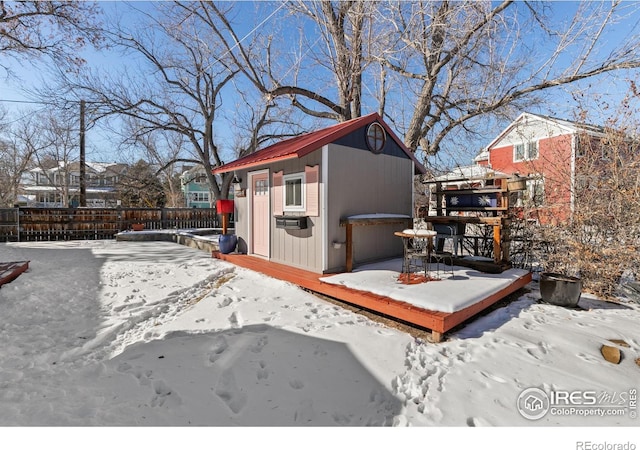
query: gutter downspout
570 134 576 222
321 146 328 272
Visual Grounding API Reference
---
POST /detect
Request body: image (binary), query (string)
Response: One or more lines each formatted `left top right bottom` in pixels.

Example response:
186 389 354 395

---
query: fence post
16 206 20 242
161 208 167 229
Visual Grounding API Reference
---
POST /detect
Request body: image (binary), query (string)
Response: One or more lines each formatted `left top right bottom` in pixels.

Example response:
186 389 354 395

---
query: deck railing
0 207 227 242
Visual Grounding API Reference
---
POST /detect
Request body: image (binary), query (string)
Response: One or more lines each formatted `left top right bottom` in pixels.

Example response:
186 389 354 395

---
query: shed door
251 172 269 257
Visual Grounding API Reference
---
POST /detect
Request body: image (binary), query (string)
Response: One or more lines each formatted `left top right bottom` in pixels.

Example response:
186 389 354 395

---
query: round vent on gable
365 122 386 154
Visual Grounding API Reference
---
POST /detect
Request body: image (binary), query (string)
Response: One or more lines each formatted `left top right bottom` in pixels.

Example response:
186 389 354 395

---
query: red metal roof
213 112 426 174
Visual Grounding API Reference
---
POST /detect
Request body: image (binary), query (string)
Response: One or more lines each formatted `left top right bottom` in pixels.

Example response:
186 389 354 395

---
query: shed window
283 172 305 211
366 122 386 154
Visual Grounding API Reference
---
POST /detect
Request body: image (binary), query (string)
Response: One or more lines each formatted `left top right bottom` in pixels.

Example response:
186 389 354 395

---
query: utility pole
80 99 86 207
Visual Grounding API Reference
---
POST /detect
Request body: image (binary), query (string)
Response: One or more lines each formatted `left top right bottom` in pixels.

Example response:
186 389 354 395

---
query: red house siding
489 134 573 224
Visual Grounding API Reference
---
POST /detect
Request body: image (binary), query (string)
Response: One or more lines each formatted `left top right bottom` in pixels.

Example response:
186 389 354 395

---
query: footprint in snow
256 361 269 380
526 342 550 361
214 370 247 414
376 329 395 336
466 417 491 427
150 379 181 408
116 362 132 373
479 371 507 384
262 312 279 322
208 336 229 364
331 413 351 425
250 336 268 353
294 399 315 423
577 352 601 364
228 311 242 328
218 298 233 308
289 379 304 390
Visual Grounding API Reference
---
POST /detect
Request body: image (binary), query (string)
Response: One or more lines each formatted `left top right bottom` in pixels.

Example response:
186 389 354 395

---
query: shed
214 113 426 273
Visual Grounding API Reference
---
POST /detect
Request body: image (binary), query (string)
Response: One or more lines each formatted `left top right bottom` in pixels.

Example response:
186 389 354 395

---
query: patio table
394 229 437 280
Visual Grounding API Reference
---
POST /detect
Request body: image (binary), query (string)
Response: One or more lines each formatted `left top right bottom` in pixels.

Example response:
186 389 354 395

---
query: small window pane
515 144 525 160
285 178 302 206
528 142 538 159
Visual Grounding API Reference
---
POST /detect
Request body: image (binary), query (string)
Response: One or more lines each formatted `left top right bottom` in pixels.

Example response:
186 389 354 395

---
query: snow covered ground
1 240 639 447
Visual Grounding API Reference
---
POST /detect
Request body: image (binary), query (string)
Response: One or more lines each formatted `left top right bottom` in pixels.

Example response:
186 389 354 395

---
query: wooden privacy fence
0 207 225 242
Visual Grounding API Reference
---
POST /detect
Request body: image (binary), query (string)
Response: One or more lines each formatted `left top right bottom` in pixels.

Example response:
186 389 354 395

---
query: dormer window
514 141 538 162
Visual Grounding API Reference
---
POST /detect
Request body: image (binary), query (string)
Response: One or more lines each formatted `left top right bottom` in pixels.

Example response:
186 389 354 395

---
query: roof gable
214 113 426 174
485 112 606 151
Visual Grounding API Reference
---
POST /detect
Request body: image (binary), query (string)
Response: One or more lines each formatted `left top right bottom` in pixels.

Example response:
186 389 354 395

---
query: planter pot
218 234 237 254
540 272 582 307
132 223 145 231
507 179 527 191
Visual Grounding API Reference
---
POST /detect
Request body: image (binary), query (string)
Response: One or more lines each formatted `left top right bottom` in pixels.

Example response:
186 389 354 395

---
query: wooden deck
0 261 30 287
212 252 532 342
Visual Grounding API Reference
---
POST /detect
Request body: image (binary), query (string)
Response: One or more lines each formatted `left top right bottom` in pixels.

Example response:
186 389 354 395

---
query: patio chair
431 250 454 278
432 222 465 256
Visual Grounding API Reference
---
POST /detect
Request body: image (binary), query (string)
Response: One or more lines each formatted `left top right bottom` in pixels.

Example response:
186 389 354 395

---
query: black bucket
540 272 582 307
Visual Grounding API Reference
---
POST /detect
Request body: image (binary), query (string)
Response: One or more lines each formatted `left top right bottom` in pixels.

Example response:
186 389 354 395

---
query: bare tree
0 109 78 207
208 0 640 158
522 80 640 298
0 127 34 206
45 2 293 201
122 120 188 207
0 1 103 73
205 0 373 123
376 1 640 155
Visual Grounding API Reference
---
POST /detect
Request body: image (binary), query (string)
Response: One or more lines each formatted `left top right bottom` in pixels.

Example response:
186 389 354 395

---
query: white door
251 172 269 257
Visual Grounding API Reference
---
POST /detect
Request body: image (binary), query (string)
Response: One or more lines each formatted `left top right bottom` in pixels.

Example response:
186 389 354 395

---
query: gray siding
233 168 251 255
325 144 413 272
268 153 324 272
234 143 413 274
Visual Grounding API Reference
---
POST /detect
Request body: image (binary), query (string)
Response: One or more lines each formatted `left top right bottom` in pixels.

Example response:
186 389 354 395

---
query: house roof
424 164 510 183
213 112 426 175
483 112 608 152
29 161 127 175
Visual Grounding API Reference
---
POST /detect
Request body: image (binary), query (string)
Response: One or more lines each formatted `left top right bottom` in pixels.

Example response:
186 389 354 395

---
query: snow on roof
28 161 125 174
425 164 510 183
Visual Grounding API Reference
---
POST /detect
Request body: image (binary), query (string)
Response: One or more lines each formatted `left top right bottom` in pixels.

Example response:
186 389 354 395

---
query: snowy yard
1 240 639 446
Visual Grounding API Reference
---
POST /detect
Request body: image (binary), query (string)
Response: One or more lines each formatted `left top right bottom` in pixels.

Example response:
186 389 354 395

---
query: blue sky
1 1 639 168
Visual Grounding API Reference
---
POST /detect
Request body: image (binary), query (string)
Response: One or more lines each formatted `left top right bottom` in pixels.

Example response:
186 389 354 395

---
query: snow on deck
320 258 530 313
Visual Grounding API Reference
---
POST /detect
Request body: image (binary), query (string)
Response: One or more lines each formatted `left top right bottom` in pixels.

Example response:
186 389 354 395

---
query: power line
0 98 44 104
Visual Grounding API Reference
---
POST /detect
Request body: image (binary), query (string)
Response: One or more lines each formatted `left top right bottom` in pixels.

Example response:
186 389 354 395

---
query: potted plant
507 175 528 192
534 228 583 307
216 199 237 254
539 272 582 307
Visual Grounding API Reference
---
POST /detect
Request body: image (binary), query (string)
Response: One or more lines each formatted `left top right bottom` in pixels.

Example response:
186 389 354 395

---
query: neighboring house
20 161 128 207
180 165 214 208
214 112 426 273
475 112 608 224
